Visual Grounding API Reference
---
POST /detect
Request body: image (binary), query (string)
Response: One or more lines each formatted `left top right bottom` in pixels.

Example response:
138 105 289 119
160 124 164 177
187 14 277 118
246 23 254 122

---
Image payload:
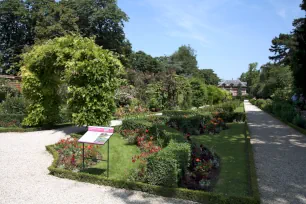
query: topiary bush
21 35 123 127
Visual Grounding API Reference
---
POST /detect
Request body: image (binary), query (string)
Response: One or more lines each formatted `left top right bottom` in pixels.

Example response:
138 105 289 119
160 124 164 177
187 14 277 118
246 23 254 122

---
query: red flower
196 158 201 162
145 129 149 133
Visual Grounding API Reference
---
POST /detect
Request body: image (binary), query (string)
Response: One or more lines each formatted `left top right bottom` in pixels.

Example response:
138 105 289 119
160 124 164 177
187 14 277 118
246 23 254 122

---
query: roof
218 79 247 87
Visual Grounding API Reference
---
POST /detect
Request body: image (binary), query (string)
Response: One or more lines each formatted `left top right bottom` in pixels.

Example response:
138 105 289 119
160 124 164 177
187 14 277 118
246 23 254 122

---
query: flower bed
54 138 102 171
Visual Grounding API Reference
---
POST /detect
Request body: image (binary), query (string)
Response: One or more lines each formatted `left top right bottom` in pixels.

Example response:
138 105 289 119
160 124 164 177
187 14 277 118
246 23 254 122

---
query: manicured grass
90 133 141 180
234 103 245 113
192 123 249 197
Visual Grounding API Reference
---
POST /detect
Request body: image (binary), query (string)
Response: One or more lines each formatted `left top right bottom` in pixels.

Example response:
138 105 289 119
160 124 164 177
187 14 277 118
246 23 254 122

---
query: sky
117 0 305 80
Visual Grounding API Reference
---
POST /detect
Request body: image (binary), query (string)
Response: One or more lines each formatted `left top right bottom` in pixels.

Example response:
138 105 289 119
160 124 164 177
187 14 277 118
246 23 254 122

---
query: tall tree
130 51 161 73
246 62 260 95
64 0 130 55
0 0 30 74
269 33 296 65
292 0 306 95
196 69 220 85
170 45 198 75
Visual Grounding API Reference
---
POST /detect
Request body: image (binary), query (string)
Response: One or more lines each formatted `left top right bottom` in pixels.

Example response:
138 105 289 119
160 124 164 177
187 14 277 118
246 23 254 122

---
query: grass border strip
46 144 259 204
244 121 261 202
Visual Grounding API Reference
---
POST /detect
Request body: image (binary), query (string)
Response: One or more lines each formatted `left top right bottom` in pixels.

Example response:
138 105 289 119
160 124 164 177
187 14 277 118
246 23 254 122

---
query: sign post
78 126 114 177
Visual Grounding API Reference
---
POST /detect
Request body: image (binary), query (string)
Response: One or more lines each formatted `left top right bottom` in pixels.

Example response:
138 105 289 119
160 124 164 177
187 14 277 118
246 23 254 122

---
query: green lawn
90 133 141 180
192 123 249 197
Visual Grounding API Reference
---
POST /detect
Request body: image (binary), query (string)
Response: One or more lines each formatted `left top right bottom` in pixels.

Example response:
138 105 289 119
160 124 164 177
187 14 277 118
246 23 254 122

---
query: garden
47 101 259 203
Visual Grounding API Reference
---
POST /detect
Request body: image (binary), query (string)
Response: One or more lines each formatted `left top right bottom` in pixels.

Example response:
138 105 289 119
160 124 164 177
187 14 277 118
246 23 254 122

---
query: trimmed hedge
122 119 152 130
147 156 179 187
0 114 25 127
46 145 260 204
147 140 191 187
218 112 246 123
167 114 212 135
150 124 185 146
163 110 197 117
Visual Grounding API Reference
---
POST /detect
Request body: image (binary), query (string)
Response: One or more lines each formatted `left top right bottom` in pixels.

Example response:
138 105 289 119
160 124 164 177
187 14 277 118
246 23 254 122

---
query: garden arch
21 35 123 127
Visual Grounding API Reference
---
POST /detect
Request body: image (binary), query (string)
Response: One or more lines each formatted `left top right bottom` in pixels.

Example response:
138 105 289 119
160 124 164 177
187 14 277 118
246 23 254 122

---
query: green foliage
170 45 198 75
190 78 207 108
163 110 197 117
121 119 152 131
166 114 213 135
217 112 246 123
0 79 20 101
0 0 129 74
21 35 123 126
292 115 306 129
130 51 161 73
0 114 25 127
146 140 191 187
146 156 179 187
196 69 220 85
0 96 27 114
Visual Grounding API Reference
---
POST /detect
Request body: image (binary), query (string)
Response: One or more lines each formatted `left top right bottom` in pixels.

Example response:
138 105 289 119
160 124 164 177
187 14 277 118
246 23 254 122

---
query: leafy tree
292 0 306 95
170 45 198 75
239 72 247 82
246 62 260 95
21 35 123 126
196 69 220 85
269 33 296 65
0 0 30 74
130 51 161 73
190 78 207 108
64 0 130 56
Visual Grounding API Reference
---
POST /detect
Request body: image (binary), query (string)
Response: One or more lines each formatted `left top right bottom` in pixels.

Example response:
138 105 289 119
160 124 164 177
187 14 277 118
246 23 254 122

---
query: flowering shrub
54 138 102 171
114 105 149 119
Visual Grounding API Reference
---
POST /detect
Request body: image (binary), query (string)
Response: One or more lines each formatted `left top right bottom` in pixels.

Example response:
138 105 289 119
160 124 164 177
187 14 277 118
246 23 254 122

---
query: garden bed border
46 122 260 204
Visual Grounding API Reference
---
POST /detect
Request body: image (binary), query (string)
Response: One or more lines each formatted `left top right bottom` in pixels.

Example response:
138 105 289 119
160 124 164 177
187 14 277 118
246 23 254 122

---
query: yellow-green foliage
21 35 123 126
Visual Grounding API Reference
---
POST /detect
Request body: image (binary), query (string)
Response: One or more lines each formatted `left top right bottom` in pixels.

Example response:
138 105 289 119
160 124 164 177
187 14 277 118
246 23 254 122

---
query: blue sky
118 0 305 80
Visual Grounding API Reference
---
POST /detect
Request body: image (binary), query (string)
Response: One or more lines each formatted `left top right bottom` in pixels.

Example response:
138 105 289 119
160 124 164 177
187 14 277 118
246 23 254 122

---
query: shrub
146 141 191 187
163 110 196 117
293 115 306 129
166 114 212 135
0 96 27 114
150 124 185 146
122 119 152 131
217 112 246 122
146 156 179 187
0 114 25 127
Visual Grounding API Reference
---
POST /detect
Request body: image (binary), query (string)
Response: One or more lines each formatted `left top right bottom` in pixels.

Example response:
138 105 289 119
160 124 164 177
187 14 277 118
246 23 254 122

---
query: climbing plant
21 35 123 127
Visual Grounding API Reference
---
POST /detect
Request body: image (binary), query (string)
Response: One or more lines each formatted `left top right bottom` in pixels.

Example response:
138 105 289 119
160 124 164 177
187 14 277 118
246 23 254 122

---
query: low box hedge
218 112 246 122
163 110 197 117
46 144 260 204
121 119 152 131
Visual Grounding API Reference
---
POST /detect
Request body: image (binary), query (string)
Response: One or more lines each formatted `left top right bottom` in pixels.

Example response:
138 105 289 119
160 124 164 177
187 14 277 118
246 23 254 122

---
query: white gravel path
0 126 195 204
245 101 306 204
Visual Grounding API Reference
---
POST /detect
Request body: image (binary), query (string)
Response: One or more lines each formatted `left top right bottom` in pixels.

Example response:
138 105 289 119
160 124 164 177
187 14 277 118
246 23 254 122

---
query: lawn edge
46 137 260 204
245 121 261 202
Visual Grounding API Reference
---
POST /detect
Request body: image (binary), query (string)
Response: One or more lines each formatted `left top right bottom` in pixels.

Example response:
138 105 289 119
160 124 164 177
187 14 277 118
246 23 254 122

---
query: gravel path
0 126 194 204
245 101 306 204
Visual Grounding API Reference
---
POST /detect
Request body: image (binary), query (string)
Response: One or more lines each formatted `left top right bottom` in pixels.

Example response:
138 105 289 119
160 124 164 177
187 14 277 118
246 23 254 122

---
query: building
218 79 247 96
0 75 22 91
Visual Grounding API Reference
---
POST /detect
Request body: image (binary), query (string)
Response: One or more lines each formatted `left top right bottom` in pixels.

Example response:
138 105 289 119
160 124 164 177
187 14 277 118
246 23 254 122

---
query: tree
64 0 130 56
170 45 198 75
292 0 306 95
269 33 296 65
190 78 207 108
0 0 30 74
239 72 247 82
130 51 161 73
21 35 123 126
246 62 260 95
196 69 220 85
